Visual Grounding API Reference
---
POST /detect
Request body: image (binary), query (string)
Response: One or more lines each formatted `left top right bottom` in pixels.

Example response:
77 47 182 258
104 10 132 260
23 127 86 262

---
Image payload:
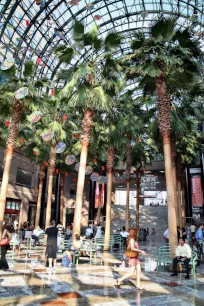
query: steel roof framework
0 0 204 83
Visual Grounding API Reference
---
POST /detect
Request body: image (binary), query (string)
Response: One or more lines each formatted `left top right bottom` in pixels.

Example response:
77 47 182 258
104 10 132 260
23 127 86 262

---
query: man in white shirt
120 226 129 238
171 237 192 279
163 229 169 243
190 224 196 234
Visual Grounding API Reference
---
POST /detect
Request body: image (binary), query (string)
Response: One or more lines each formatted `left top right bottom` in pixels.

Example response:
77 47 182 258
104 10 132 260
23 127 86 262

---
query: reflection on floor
0 240 204 305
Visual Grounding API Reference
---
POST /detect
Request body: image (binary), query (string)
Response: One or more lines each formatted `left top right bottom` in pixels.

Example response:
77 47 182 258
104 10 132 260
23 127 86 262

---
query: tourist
120 226 129 245
66 233 82 267
171 237 192 279
65 225 72 240
95 224 102 238
163 228 169 243
45 220 58 272
151 228 156 235
116 228 146 290
86 226 93 239
32 226 44 247
190 223 196 234
0 224 14 271
195 224 203 241
13 219 18 232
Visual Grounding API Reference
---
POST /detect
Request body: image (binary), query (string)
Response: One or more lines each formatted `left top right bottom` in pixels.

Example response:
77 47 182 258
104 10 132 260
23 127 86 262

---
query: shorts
46 246 57 259
128 257 140 266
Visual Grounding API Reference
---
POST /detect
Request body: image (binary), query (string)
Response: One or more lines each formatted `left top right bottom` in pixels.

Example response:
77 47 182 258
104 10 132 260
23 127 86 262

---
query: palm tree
32 95 77 228
56 21 122 237
125 18 202 247
0 62 47 233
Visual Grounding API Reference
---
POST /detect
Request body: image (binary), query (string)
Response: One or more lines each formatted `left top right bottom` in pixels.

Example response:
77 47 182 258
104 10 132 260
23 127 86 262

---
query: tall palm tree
125 18 202 247
56 21 122 237
0 62 47 233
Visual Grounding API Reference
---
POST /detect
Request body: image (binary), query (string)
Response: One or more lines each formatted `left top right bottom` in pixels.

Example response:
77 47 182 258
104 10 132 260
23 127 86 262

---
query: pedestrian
171 237 191 279
45 220 58 272
0 224 14 271
116 228 146 290
163 228 169 244
32 226 44 247
95 224 102 238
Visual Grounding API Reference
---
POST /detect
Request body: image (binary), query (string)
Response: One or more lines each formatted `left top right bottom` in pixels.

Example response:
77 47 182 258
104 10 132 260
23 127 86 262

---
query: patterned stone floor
0 238 204 306
1 253 204 305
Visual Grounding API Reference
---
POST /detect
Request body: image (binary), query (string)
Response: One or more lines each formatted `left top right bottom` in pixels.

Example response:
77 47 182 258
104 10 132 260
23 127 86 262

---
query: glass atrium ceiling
0 0 204 83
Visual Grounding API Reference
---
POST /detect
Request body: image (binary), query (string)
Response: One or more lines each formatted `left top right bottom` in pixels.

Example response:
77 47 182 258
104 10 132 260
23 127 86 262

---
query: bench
92 237 114 252
155 245 197 277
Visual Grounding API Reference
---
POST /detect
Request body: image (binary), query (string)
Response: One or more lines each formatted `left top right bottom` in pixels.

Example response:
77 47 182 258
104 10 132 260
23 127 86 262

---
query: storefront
4 199 21 224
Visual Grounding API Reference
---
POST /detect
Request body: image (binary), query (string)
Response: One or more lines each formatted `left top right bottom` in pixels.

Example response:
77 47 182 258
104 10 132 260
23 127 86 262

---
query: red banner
191 176 203 206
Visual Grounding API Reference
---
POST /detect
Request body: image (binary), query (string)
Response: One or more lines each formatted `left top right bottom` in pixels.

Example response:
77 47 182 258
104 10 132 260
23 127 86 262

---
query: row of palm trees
0 18 203 248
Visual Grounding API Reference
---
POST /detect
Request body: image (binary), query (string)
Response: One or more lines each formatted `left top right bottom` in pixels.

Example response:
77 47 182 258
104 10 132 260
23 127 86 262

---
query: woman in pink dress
116 228 146 290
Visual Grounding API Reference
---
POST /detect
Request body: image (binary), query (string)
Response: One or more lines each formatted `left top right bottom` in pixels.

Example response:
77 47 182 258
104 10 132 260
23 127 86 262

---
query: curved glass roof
0 0 204 82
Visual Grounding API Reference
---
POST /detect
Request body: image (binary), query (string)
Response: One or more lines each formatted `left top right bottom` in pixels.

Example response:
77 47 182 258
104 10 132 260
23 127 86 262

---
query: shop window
16 168 32 187
6 200 20 210
70 189 76 197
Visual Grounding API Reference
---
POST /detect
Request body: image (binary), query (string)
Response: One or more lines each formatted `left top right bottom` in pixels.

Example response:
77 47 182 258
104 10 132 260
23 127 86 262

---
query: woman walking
0 224 14 271
116 228 146 290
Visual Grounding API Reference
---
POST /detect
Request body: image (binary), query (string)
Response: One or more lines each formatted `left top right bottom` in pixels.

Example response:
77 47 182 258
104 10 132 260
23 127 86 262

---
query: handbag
61 255 70 267
0 238 10 246
125 247 138 258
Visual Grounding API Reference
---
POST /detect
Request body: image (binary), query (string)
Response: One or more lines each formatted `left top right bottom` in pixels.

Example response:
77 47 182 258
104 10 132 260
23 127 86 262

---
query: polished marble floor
0 240 204 305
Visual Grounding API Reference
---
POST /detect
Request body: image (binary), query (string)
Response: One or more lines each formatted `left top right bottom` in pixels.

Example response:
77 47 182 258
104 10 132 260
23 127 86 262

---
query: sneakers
170 272 178 277
185 274 190 279
53 265 57 270
47 267 52 272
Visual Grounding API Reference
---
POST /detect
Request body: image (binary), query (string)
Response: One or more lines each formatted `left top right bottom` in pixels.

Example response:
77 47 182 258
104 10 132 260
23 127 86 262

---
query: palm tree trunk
60 173 65 223
72 108 93 238
156 75 178 248
45 144 56 229
171 139 178 227
0 99 23 235
35 164 45 227
104 147 114 251
177 178 182 229
135 171 141 237
97 185 102 224
125 136 131 231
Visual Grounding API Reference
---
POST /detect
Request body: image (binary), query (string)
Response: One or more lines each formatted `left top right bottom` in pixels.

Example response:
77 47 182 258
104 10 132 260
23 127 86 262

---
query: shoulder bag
0 238 10 246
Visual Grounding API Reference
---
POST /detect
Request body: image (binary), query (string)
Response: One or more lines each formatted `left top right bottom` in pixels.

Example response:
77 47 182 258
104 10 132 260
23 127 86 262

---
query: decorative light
73 178 77 182
56 169 59 174
19 138 24 144
33 151 37 156
101 166 105 171
93 158 97 163
73 133 78 139
5 120 10 127
65 172 69 176
62 114 67 121
45 162 49 166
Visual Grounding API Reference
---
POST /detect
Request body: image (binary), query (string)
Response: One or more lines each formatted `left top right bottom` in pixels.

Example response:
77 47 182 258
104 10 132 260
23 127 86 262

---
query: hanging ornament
62 114 67 121
56 142 66 153
94 15 101 20
56 169 59 174
15 87 29 100
85 165 93 175
141 11 148 18
65 154 76 165
37 58 42 64
50 88 55 96
93 158 97 164
65 172 69 176
45 161 49 166
68 0 80 5
5 120 10 127
33 151 37 156
29 111 42 123
25 20 30 26
73 178 77 182
75 162 80 172
101 166 105 171
90 172 99 181
73 133 79 139
19 138 24 144
97 176 108 184
1 58 15 70
86 3 94 9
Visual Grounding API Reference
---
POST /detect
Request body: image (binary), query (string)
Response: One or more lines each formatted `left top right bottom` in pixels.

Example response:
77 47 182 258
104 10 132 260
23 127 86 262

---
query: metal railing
186 217 204 226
